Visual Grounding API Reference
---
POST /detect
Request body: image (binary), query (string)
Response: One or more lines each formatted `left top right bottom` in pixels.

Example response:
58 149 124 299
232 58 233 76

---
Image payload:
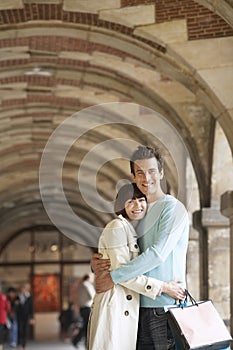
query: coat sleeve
28 297 34 319
100 220 163 299
5 297 11 314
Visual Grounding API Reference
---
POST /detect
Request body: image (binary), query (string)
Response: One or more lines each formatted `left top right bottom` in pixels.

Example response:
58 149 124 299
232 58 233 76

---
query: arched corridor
0 0 232 343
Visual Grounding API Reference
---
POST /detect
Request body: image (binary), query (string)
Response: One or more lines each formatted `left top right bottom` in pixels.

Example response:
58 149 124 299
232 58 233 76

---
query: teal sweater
110 195 189 307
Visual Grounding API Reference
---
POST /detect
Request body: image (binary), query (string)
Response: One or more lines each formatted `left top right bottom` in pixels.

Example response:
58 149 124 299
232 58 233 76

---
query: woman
88 183 183 350
0 290 11 350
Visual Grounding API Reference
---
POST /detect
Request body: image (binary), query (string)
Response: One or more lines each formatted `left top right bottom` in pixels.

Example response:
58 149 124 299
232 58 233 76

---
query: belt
140 307 166 315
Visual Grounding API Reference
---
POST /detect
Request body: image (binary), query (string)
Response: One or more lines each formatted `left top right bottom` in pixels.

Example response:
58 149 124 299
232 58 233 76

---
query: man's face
8 291 16 300
131 157 163 198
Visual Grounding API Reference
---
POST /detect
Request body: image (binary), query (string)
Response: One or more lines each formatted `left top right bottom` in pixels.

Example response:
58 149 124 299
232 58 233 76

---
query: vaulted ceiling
0 0 232 250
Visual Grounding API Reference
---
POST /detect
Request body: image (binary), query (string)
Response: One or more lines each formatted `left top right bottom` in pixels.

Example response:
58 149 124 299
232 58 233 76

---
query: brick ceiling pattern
0 0 232 248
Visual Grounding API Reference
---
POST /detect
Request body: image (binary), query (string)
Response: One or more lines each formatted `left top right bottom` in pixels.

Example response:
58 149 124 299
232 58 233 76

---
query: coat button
126 295 132 300
124 311 129 316
134 244 138 249
146 285 152 290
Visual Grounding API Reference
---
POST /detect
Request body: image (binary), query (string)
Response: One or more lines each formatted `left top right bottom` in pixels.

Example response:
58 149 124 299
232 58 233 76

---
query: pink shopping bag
167 291 232 350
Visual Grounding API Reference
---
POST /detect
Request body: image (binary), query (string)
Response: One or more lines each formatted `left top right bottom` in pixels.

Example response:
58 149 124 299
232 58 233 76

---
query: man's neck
147 190 165 203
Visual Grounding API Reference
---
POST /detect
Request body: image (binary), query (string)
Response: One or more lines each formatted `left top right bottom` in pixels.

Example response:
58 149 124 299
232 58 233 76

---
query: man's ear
159 169 164 180
131 173 136 181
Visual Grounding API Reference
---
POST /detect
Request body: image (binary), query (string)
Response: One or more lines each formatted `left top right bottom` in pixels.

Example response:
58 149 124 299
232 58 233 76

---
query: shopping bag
167 290 232 350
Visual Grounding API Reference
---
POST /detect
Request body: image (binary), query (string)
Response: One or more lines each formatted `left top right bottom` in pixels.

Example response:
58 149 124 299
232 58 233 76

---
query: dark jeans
136 307 175 350
18 318 29 348
72 307 90 347
0 323 6 344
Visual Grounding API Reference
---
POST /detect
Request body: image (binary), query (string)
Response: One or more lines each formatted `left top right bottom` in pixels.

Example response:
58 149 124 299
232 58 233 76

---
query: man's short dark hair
130 146 163 175
7 287 17 294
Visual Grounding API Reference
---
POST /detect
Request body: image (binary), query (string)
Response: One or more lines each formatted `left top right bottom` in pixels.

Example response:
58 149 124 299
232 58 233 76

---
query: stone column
193 210 209 300
221 191 233 335
193 208 230 323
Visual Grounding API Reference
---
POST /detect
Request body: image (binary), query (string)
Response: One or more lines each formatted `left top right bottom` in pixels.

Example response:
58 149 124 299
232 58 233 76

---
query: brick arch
194 0 233 27
0 1 232 212
0 70 213 207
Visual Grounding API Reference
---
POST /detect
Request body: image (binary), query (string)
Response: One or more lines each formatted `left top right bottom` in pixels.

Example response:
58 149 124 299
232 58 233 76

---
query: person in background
88 183 185 350
7 287 19 348
58 302 75 342
17 283 34 350
72 274 95 349
0 287 11 350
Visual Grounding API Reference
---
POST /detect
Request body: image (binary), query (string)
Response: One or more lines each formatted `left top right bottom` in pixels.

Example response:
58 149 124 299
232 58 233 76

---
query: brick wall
122 0 233 39
0 2 232 41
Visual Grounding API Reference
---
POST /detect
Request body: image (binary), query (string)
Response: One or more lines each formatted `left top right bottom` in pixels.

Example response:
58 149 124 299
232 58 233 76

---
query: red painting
33 274 60 312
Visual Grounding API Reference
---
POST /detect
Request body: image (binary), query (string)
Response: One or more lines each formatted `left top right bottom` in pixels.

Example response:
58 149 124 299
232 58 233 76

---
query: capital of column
193 208 229 229
221 191 233 219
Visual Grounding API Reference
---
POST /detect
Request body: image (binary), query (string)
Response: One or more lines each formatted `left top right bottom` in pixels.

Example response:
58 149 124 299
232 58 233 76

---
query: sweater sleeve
110 200 189 284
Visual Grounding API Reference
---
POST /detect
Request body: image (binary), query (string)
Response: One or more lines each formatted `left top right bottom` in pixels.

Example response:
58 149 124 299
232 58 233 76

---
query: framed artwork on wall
33 274 60 312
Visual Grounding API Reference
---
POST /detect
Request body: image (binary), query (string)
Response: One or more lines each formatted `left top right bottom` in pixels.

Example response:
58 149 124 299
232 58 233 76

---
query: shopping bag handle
185 289 198 305
179 289 198 308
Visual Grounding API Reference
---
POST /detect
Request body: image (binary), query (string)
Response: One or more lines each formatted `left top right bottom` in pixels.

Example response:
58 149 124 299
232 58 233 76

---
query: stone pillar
221 191 233 335
193 210 209 300
193 208 230 323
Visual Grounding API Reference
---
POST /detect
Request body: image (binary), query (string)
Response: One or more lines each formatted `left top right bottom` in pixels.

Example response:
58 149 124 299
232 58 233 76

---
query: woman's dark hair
114 182 147 218
130 146 163 175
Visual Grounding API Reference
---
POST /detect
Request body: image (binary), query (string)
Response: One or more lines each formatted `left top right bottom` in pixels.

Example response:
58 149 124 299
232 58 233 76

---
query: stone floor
4 340 86 350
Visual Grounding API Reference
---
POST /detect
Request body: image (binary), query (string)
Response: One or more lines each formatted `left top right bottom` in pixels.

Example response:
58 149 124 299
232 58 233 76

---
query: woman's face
124 197 147 221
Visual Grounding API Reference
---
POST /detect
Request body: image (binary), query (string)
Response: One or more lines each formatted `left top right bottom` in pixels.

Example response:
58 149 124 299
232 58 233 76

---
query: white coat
88 215 163 350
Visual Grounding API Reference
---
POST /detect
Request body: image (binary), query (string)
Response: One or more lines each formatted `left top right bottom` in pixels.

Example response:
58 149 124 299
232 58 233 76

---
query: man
72 274 95 348
92 146 189 349
17 283 34 350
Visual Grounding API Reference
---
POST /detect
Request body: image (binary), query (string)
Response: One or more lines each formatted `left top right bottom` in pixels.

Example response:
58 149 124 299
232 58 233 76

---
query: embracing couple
88 145 189 350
